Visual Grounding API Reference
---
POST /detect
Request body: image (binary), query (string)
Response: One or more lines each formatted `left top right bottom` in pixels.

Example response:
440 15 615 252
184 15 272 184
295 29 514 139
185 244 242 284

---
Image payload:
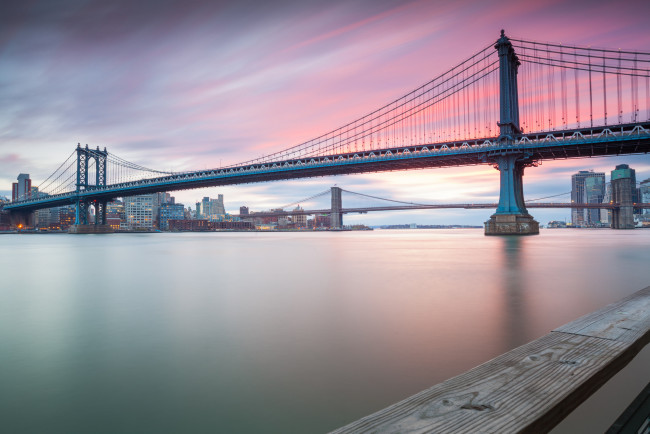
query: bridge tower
70 144 112 233
485 30 539 236
331 186 343 229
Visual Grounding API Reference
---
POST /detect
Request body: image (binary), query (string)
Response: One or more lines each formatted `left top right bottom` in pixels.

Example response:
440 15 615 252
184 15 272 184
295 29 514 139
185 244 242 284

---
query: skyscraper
571 170 605 226
160 203 185 230
12 174 31 202
200 195 226 221
600 183 612 224
124 195 154 229
611 164 636 229
640 179 650 216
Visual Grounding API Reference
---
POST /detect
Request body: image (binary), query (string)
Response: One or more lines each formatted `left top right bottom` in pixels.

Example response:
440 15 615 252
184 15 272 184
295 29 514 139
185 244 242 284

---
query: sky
1 0 649 225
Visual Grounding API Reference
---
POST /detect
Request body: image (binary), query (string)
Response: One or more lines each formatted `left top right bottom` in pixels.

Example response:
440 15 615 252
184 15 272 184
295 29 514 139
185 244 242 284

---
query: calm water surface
1 229 649 433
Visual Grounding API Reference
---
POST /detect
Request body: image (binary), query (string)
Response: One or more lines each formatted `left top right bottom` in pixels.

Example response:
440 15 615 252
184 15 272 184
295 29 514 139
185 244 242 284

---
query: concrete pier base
484 213 539 236
68 224 113 234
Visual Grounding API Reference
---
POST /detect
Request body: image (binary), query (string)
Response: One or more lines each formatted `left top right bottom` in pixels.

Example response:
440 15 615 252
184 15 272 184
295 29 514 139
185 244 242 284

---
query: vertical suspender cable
646 74 649 121
633 53 638 122
603 53 607 126
617 50 622 124
575 52 580 128
588 48 594 128
547 47 556 130
560 46 568 128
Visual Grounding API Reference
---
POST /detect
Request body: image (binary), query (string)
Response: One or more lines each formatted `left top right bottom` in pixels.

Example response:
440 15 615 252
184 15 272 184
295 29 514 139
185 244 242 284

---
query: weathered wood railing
332 286 650 433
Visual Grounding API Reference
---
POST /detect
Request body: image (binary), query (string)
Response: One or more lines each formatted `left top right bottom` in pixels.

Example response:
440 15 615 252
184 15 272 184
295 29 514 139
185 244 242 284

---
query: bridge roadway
234 202 650 219
5 122 650 213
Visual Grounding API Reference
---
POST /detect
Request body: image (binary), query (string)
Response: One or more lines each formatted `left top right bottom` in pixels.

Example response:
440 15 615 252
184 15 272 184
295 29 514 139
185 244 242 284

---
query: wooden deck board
332 286 650 433
554 286 650 343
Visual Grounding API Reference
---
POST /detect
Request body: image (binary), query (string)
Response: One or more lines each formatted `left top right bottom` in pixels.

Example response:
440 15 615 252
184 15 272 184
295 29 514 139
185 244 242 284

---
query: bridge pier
69 199 112 233
485 31 538 236
75 199 88 225
331 186 343 229
485 154 539 235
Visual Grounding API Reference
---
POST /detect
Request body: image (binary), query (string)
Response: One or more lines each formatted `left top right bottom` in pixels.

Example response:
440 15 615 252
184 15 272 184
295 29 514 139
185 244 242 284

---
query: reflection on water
500 236 527 351
0 229 648 433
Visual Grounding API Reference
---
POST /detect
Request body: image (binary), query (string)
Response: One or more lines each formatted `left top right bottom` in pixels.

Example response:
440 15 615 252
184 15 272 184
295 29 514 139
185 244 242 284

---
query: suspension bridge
234 186 650 222
4 31 650 234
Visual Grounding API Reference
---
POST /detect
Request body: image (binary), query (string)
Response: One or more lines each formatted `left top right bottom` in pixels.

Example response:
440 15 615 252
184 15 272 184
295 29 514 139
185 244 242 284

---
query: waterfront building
59 206 75 229
124 195 154 229
168 219 253 231
292 206 307 228
151 192 169 228
313 214 331 228
199 195 226 221
107 200 125 218
600 183 612 224
571 170 605 226
0 209 10 231
611 164 636 229
584 175 605 225
641 179 650 216
106 214 121 231
106 200 126 229
160 203 185 230
201 197 209 219
36 207 58 228
240 206 249 216
12 173 31 202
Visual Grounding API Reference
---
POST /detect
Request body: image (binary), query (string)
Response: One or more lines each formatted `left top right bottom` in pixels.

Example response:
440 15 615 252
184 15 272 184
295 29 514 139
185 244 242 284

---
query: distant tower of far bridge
331 186 343 229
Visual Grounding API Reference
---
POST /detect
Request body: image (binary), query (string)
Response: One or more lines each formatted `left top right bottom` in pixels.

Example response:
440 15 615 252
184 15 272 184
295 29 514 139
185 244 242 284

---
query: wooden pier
332 286 650 433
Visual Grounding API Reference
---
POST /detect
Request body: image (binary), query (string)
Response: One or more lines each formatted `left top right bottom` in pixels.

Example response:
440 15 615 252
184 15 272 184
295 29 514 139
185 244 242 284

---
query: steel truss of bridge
5 122 650 214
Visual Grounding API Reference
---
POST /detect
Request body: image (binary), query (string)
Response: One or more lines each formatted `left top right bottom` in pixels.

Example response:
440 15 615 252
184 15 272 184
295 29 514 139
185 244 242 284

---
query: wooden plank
554 286 650 343
331 286 650 433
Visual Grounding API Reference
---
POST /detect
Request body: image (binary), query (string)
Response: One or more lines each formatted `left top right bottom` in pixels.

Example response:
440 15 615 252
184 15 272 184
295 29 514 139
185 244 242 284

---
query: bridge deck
5 122 650 213
331 286 650 433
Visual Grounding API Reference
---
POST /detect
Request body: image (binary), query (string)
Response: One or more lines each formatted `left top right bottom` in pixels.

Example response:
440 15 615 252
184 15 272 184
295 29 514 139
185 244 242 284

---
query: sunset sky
1 0 649 225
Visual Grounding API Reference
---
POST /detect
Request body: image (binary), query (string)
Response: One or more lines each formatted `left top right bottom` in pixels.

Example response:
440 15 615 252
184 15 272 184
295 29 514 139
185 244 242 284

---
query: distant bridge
234 187 650 219
236 203 644 219
5 31 650 234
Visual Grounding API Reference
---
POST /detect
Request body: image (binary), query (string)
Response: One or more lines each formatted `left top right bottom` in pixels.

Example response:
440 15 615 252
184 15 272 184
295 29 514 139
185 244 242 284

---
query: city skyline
2 0 650 225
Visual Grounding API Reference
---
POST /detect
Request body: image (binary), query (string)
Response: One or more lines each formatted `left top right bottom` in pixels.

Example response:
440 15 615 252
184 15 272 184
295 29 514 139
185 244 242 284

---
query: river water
1 229 649 433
